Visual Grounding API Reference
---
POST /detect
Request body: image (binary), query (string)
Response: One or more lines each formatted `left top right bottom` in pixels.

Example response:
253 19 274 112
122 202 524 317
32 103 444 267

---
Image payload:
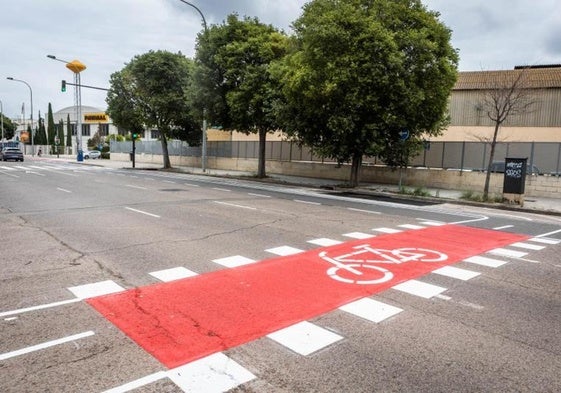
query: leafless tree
480 67 536 199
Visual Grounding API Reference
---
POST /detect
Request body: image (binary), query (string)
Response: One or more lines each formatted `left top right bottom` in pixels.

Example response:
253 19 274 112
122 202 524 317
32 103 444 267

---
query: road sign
399 129 410 141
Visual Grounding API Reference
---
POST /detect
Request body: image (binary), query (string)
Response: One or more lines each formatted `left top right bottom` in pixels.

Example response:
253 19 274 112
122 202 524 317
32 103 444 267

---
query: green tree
0 114 16 140
47 103 56 145
106 50 200 169
57 119 65 147
194 14 289 178
35 112 48 145
276 0 458 186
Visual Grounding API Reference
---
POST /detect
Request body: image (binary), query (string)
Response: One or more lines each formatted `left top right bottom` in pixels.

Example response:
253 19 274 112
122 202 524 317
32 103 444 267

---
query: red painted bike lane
87 225 527 368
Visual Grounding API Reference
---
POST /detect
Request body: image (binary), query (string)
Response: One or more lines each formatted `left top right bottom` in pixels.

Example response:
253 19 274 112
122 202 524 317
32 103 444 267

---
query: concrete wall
112 153 561 198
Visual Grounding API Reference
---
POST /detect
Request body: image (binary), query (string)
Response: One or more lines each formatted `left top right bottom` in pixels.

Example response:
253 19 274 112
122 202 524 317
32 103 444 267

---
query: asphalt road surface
1 160 560 392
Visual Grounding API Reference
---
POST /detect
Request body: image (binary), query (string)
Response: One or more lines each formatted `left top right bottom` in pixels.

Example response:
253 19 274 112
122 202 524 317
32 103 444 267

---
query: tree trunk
349 153 362 187
257 128 267 178
483 122 501 200
161 133 171 169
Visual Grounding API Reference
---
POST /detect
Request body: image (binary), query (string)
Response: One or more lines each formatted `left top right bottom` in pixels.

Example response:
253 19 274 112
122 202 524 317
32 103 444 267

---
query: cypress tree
66 114 72 152
47 103 56 145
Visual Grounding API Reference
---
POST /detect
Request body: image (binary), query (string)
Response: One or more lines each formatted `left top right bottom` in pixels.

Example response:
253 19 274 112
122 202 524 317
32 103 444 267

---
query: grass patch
399 186 432 197
461 190 503 203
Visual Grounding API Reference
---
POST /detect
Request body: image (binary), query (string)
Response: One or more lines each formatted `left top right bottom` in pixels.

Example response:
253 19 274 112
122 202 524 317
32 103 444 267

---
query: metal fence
111 140 561 175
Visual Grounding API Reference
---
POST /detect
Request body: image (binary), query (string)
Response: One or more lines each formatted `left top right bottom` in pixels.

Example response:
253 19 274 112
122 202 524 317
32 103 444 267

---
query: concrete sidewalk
36 155 561 216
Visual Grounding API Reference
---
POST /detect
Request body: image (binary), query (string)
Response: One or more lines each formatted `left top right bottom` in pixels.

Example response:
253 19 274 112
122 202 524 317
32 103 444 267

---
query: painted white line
266 246 303 256
464 255 507 268
67 280 125 299
214 201 257 210
372 227 402 234
0 298 81 318
248 192 271 198
435 295 483 310
343 232 375 239
0 171 19 178
493 225 514 230
392 280 447 299
417 221 445 226
294 199 321 205
510 242 545 251
125 185 148 190
339 298 403 323
534 229 561 239
398 224 425 230
488 248 528 259
529 237 561 245
347 208 381 214
432 266 481 281
435 294 452 301
163 180 176 184
213 255 256 268
101 371 168 393
168 353 256 392
307 238 343 247
212 187 231 192
267 321 343 356
0 331 94 361
515 257 541 264
56 187 72 193
183 183 200 187
0 166 16 170
124 207 161 218
149 267 198 282
4 317 17 321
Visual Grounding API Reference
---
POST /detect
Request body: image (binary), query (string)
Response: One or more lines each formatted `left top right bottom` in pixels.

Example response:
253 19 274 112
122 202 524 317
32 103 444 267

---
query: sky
1 0 560 121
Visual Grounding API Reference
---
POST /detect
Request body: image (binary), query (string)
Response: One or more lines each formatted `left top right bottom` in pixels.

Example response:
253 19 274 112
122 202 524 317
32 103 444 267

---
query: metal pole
7 77 33 155
0 99 4 141
177 0 208 172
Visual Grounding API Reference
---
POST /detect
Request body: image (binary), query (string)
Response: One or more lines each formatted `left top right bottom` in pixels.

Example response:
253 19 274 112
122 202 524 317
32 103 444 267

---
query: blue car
0 148 24 162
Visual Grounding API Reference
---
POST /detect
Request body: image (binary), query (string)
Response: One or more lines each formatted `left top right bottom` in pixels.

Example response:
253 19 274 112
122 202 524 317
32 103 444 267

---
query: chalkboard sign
503 157 527 194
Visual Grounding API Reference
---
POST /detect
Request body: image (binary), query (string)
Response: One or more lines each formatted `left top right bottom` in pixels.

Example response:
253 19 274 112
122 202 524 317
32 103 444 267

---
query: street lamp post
177 0 208 172
47 55 86 161
0 99 4 141
7 77 33 155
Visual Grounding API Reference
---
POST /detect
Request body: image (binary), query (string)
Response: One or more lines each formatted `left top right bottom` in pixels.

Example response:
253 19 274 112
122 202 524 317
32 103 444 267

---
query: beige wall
206 129 287 142
112 153 561 198
433 126 561 143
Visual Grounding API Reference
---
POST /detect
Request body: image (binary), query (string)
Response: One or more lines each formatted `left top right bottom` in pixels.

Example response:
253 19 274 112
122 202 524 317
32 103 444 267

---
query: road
1 160 560 392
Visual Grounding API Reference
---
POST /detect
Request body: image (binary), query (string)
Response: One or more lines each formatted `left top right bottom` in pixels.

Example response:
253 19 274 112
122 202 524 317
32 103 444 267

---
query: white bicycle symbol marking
319 244 448 285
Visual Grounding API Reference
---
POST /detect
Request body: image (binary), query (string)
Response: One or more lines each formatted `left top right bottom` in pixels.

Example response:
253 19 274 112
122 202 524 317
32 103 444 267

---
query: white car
83 150 101 159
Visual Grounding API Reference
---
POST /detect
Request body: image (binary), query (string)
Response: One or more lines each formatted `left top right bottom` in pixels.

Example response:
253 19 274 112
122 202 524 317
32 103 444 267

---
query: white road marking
0 171 19 178
124 207 161 218
149 267 198 282
308 238 343 247
248 192 271 198
266 246 303 256
464 255 507 268
213 255 256 268
372 227 402 234
212 187 231 192
510 242 545 251
163 180 176 184
4 317 17 321
125 184 148 190
67 280 125 299
398 224 425 230
294 199 321 205
392 280 447 299
432 266 481 281
0 165 16 170
417 220 445 226
214 201 257 210
102 371 168 393
0 331 94 361
183 182 200 187
339 298 403 323
488 248 528 259
56 187 72 193
267 321 343 356
347 207 381 214
493 225 514 230
0 298 81 318
343 232 375 239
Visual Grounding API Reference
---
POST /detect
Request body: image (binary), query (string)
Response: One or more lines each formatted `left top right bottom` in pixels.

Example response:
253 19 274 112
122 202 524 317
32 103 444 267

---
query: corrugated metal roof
454 67 561 90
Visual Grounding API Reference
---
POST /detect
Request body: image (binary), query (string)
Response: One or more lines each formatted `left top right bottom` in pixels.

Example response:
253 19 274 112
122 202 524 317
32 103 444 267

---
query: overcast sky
1 0 560 120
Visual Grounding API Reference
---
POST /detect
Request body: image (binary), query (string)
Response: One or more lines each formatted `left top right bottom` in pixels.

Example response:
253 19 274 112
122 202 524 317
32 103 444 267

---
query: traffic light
132 132 138 139
61 80 66 92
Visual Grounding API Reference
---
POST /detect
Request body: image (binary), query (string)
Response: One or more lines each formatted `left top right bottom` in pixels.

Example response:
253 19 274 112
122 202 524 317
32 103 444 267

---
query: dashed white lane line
57 187 72 193
493 225 514 230
266 246 303 256
372 227 402 234
343 232 375 239
124 207 161 218
347 208 381 214
294 199 321 205
529 237 561 245
392 280 447 299
125 184 148 190
0 298 81 318
417 221 445 226
213 255 256 268
149 267 198 282
0 331 95 361
212 187 232 192
267 321 343 356
464 255 507 268
339 298 403 323
307 238 343 247
432 266 481 281
214 201 257 210
488 248 528 259
102 371 168 393
510 242 545 251
398 224 425 230
183 183 200 187
67 280 125 299
248 192 271 198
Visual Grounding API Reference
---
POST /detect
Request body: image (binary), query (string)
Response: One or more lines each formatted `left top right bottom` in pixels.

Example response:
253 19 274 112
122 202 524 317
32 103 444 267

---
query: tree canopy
106 50 200 168
193 14 289 177
275 0 458 185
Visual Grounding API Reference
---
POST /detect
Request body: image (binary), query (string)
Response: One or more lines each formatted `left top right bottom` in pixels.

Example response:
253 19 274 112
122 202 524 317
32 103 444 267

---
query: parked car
489 161 540 175
83 150 101 159
0 147 24 162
